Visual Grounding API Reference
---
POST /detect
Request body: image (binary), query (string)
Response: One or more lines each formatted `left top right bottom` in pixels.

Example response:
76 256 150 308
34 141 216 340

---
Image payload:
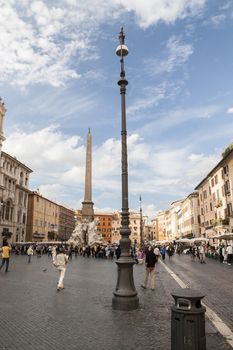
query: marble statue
68 217 104 246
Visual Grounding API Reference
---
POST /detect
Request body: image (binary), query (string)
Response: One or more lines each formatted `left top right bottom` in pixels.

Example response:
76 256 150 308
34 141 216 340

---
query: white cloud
3 125 84 173
210 14 226 26
139 104 222 135
115 0 206 28
37 183 64 201
203 13 226 27
144 36 193 76
2 124 220 217
127 82 183 117
0 0 206 87
227 107 233 114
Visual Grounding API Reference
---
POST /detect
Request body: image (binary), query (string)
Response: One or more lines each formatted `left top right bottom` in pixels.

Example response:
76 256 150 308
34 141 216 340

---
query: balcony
215 200 222 208
212 218 229 226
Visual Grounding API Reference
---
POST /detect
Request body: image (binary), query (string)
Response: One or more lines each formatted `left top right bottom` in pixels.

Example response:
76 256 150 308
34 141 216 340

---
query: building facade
58 205 76 241
0 152 32 243
155 211 167 241
26 191 60 242
195 149 233 237
0 98 33 244
95 212 113 243
177 192 199 238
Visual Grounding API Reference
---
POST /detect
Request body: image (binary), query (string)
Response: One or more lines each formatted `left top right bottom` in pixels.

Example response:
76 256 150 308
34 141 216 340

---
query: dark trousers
0 258 9 272
227 254 232 264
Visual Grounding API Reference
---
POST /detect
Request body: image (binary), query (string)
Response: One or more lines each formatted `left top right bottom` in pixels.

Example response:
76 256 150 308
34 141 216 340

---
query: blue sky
1 0 233 219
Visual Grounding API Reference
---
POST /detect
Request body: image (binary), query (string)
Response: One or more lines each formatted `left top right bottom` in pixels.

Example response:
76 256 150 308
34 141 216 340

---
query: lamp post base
112 258 139 311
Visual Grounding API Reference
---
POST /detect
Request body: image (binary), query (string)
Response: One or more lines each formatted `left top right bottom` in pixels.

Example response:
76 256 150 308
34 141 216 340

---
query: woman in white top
54 247 68 291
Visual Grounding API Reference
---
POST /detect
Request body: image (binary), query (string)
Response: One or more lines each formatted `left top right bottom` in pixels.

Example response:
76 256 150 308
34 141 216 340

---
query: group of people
218 244 233 265
1 239 233 292
187 242 233 266
189 244 207 264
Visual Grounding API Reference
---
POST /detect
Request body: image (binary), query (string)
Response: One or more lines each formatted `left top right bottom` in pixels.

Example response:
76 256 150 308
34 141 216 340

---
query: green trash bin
171 288 206 350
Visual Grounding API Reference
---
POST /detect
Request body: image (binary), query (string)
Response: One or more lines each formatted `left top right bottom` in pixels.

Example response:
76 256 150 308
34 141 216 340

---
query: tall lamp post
112 27 139 311
139 195 143 247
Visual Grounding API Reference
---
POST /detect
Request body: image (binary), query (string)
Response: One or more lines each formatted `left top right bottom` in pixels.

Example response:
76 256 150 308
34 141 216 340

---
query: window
209 187 211 195
18 191 23 205
203 191 207 199
210 202 213 211
214 175 218 185
227 203 233 217
223 165 229 175
20 172 24 186
211 178 214 187
225 180 231 195
222 186 225 197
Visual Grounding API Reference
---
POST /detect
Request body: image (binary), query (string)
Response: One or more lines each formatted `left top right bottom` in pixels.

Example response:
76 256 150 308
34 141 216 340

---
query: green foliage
222 142 233 158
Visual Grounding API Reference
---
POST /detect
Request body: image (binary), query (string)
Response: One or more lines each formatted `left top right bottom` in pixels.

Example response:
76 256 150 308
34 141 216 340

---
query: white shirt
56 253 68 267
154 247 160 256
226 245 233 254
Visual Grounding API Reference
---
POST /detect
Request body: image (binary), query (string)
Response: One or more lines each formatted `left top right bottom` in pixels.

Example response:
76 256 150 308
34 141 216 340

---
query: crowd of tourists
0 238 232 291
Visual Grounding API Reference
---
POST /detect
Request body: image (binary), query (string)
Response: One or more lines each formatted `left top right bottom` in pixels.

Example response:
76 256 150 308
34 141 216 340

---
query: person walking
160 246 166 260
154 246 161 260
226 244 233 266
167 244 175 259
0 242 11 272
27 245 34 263
141 246 157 291
222 245 227 264
54 247 68 291
199 243 206 264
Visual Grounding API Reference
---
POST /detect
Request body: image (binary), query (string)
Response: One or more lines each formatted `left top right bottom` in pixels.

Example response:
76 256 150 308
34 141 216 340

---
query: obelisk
81 128 94 221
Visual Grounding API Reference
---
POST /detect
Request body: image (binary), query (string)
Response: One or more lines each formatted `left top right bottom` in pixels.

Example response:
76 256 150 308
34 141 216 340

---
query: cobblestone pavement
162 254 233 331
0 254 231 350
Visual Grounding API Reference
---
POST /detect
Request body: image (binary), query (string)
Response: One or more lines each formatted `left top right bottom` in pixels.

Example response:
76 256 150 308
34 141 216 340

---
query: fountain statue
68 217 104 246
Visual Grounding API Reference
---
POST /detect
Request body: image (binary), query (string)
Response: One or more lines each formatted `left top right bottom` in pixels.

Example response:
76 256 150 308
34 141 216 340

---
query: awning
191 237 209 243
211 234 233 240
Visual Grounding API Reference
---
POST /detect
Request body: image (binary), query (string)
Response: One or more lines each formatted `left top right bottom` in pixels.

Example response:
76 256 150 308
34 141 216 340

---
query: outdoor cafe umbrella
191 237 209 243
176 238 193 243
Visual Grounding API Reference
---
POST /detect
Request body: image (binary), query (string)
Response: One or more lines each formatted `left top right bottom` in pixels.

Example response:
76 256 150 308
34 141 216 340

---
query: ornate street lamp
112 27 139 311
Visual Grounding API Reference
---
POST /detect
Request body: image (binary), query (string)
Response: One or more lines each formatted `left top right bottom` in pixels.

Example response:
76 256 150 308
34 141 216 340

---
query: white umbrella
191 237 209 243
176 238 193 243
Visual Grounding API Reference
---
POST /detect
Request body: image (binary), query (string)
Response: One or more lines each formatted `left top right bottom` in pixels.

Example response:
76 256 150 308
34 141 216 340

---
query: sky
1 0 233 220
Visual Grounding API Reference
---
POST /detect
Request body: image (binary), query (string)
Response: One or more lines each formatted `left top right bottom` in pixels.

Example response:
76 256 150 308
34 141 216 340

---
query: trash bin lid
172 288 205 300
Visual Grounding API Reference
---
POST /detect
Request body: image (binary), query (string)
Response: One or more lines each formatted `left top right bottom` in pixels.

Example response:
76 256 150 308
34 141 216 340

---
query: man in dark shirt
141 246 157 291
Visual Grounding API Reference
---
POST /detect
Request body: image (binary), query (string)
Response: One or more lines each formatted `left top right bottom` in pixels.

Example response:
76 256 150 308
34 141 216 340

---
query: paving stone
0 254 231 350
